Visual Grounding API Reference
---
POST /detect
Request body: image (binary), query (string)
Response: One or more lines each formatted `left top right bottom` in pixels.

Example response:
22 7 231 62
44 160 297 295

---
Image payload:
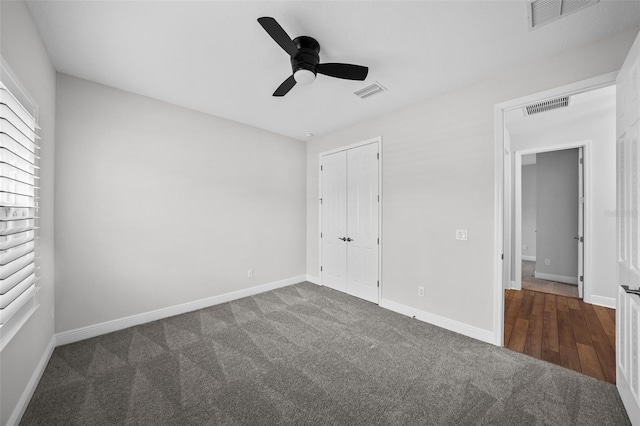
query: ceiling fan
257 17 369 97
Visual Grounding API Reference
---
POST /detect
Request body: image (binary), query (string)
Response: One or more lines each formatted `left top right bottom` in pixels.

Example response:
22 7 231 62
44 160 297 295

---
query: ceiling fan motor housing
291 36 320 75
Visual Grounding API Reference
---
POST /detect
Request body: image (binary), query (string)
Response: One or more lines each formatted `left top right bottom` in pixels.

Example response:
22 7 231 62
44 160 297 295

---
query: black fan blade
258 17 299 58
273 75 296 97
317 63 369 81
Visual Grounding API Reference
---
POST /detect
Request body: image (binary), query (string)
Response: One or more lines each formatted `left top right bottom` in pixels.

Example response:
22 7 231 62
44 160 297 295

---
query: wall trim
306 275 321 285
56 275 306 346
522 255 536 262
589 295 616 309
379 298 495 344
534 272 578 285
7 334 55 426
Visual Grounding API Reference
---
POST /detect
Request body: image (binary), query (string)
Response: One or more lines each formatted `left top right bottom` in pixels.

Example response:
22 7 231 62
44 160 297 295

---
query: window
0 61 40 351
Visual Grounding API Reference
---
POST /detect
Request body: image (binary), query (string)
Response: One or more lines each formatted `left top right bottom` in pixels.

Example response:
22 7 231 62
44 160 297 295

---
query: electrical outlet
455 229 468 240
544 259 550 266
523 245 528 251
418 286 425 297
247 269 253 278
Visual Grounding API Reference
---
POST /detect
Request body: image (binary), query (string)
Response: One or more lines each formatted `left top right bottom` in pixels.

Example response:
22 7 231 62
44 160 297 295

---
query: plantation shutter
0 80 40 328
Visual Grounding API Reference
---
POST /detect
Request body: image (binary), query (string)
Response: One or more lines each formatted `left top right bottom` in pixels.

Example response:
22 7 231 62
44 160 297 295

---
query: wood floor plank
505 291 524 327
504 323 514 347
524 292 545 358
569 308 593 345
581 303 611 346
559 345 581 373
576 342 605 381
541 347 561 366
567 298 581 311
593 305 616 348
518 291 535 320
507 318 529 352
542 294 560 352
504 289 514 313
592 338 616 384
557 310 576 349
556 296 569 312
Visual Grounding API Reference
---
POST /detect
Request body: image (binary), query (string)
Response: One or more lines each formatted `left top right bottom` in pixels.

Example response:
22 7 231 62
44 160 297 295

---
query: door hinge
580 158 583 165
580 236 584 243
320 266 323 272
377 153 379 160
377 237 380 245
321 232 323 238
377 195 380 202
320 198 323 204
501 253 504 260
580 275 583 282
320 165 323 171
377 280 380 287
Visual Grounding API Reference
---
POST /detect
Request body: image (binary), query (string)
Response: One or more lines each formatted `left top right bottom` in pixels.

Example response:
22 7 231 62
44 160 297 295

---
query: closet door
321 151 348 293
346 143 379 303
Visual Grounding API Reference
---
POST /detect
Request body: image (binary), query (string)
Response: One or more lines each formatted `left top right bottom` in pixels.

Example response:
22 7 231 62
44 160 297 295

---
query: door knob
339 237 347 241
346 238 353 242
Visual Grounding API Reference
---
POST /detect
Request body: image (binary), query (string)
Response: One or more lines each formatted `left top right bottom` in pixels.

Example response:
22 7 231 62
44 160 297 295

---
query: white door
578 147 584 299
321 142 379 304
616 30 640 424
321 151 348 293
346 143 379 303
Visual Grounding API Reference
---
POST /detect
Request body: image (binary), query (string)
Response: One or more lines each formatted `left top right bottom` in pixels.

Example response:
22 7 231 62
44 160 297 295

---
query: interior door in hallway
321 142 379 304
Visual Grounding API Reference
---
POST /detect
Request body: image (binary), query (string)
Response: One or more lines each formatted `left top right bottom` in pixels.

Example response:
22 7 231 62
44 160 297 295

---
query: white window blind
0 78 40 338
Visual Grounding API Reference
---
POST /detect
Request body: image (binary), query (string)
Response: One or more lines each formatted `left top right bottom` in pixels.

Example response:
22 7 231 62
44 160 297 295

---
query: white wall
511 112 617 304
0 1 56 424
306 29 637 339
55 74 306 333
535 149 579 280
522 164 537 260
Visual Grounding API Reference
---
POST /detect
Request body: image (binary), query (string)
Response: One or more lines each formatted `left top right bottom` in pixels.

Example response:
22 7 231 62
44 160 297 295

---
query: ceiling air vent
355 82 387 99
528 0 599 30
524 96 570 116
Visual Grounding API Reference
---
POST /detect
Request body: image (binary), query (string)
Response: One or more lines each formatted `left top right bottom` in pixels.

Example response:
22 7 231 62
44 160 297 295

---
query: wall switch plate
523 245 528 251
247 269 253 278
544 259 550 266
418 286 425 297
455 230 468 240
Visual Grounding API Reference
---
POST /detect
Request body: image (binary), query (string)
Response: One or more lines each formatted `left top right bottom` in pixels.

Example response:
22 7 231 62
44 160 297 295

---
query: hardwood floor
504 289 616 383
521 260 579 298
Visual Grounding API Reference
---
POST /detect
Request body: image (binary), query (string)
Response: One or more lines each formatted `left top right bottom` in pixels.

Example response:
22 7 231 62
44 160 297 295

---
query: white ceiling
26 1 640 141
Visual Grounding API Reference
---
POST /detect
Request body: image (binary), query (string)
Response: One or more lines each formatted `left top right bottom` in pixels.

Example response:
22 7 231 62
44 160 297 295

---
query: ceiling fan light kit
257 17 369 97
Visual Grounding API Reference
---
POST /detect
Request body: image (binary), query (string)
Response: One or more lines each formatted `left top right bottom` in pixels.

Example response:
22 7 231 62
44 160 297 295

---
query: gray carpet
21 282 629 425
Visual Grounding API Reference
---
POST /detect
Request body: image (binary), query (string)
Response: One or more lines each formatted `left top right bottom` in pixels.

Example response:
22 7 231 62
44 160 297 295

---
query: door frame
493 72 617 346
319 136 382 303
513 142 590 299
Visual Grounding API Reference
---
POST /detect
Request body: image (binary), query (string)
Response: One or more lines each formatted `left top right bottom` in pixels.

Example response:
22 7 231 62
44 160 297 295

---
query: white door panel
321 151 347 292
617 30 640 425
578 147 584 299
347 142 379 303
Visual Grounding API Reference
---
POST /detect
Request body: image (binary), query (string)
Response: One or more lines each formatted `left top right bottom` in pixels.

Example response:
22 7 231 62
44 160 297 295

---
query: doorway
320 137 381 304
513 147 584 300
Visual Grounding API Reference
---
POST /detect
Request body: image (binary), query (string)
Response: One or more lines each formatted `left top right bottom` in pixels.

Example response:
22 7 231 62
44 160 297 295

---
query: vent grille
355 82 387 99
528 0 599 29
524 96 570 115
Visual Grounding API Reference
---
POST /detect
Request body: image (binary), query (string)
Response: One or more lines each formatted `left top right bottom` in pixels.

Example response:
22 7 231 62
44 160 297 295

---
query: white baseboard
7 335 56 426
56 275 306 346
379 298 495 344
534 272 578 285
305 275 320 285
522 255 536 262
588 295 616 309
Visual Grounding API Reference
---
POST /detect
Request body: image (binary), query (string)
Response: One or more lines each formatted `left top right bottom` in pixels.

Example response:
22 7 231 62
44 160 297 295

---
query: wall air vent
355 82 387 99
528 0 599 30
524 96 570 116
